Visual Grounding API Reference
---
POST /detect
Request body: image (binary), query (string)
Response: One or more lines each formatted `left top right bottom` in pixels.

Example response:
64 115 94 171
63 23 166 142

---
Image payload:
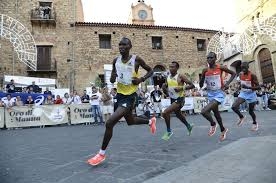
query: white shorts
102 105 113 114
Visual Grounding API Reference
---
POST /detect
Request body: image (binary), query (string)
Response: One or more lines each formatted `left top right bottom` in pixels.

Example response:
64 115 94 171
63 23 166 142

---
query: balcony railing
30 8 56 26
27 61 57 73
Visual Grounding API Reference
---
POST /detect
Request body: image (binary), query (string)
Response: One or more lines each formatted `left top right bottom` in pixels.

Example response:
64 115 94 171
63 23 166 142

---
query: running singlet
205 64 223 91
115 55 139 95
167 73 184 99
239 71 253 92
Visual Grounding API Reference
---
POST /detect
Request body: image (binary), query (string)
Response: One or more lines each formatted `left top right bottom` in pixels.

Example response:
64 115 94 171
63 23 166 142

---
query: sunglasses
207 56 214 59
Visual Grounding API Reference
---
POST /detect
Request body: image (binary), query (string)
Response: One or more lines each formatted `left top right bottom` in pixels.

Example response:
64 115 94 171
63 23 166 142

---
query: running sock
99 149 106 155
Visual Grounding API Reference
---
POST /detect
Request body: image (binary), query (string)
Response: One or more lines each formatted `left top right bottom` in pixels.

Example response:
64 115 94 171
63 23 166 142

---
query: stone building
0 0 217 91
222 0 276 84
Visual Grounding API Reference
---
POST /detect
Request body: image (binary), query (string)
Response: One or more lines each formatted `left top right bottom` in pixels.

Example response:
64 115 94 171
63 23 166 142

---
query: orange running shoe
149 117 156 134
237 115 246 126
219 128 228 141
87 153 106 166
251 123 259 131
208 124 217 136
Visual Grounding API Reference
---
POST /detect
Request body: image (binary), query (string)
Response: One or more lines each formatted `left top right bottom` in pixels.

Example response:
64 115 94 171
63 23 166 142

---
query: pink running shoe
87 153 106 166
251 123 259 131
149 117 156 134
208 124 217 136
237 115 246 126
219 128 229 141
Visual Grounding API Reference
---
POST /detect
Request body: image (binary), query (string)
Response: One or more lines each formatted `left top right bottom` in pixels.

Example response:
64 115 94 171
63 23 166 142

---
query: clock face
138 10 147 20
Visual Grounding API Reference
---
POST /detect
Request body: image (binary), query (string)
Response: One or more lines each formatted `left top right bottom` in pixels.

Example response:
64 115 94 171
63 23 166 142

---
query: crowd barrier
0 92 49 105
0 95 236 129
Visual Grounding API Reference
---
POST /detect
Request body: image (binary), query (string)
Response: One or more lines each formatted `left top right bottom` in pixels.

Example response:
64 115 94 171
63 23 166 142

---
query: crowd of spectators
1 78 275 123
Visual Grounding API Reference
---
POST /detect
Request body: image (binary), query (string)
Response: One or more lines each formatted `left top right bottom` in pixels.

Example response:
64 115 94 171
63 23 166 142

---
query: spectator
43 6 51 19
22 87 29 93
44 95 54 105
72 90 82 104
27 81 40 93
54 95 63 104
25 95 34 106
6 79 15 93
150 85 163 118
15 96 24 106
3 94 15 109
0 98 4 107
44 87 52 95
81 90 90 103
62 93 72 104
90 86 103 124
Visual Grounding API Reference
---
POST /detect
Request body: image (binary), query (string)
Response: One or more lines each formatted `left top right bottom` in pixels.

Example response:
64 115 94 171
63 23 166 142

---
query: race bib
117 64 133 85
205 75 221 90
241 80 252 92
168 87 179 99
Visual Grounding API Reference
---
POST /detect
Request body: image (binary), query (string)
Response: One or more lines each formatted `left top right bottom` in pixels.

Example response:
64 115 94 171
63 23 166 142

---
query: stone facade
0 0 217 91
222 0 276 83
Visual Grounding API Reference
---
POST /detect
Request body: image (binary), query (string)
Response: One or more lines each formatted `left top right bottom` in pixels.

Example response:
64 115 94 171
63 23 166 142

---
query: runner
199 52 236 141
87 37 155 166
161 61 195 141
231 62 260 131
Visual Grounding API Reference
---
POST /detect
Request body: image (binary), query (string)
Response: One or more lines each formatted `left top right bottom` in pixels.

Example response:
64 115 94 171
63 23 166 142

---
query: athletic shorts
207 90 225 104
116 92 137 110
238 91 257 104
171 97 185 108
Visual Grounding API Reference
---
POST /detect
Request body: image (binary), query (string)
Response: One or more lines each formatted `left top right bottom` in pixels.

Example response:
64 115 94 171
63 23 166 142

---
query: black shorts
116 92 138 110
171 97 185 108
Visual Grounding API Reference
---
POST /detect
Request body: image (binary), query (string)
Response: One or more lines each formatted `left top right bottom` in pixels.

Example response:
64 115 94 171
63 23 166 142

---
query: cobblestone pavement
1 110 276 183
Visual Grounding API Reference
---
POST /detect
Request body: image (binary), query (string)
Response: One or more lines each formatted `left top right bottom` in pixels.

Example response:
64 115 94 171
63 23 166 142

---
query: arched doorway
258 48 275 83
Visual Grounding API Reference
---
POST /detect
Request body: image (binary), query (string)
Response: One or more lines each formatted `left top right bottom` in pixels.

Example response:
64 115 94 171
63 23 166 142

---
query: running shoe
208 124 217 136
187 123 194 136
237 115 246 126
87 153 106 166
149 117 156 134
251 123 259 131
219 128 228 141
162 131 173 141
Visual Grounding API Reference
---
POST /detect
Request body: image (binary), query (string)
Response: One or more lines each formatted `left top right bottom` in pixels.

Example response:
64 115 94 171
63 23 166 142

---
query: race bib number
241 80 252 92
205 75 221 90
117 65 133 85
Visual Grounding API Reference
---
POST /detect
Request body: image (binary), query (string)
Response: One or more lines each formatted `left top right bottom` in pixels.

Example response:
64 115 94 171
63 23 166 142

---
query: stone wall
0 0 217 91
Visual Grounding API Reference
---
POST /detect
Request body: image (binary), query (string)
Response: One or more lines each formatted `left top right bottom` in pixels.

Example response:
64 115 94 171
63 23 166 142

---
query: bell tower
128 0 154 25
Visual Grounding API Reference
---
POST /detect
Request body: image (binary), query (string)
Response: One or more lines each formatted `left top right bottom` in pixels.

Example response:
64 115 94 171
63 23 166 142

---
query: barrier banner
0 92 49 106
70 104 94 124
161 99 171 112
5 105 68 128
193 97 208 113
181 97 194 111
219 94 235 111
0 107 4 128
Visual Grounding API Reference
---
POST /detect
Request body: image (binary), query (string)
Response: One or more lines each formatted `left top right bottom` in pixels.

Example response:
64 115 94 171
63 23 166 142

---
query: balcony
30 8 56 26
27 61 57 73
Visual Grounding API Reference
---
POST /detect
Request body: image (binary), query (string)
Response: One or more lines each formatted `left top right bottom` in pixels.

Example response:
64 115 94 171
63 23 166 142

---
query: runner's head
241 62 249 73
207 52 217 67
169 61 179 74
119 37 132 55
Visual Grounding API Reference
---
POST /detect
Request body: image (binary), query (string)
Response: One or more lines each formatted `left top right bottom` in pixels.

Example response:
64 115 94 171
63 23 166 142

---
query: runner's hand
132 77 142 85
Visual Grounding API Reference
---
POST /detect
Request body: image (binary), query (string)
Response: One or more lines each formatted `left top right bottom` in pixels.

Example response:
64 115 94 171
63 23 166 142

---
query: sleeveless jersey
240 71 253 92
167 73 184 99
205 64 223 91
115 55 139 95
